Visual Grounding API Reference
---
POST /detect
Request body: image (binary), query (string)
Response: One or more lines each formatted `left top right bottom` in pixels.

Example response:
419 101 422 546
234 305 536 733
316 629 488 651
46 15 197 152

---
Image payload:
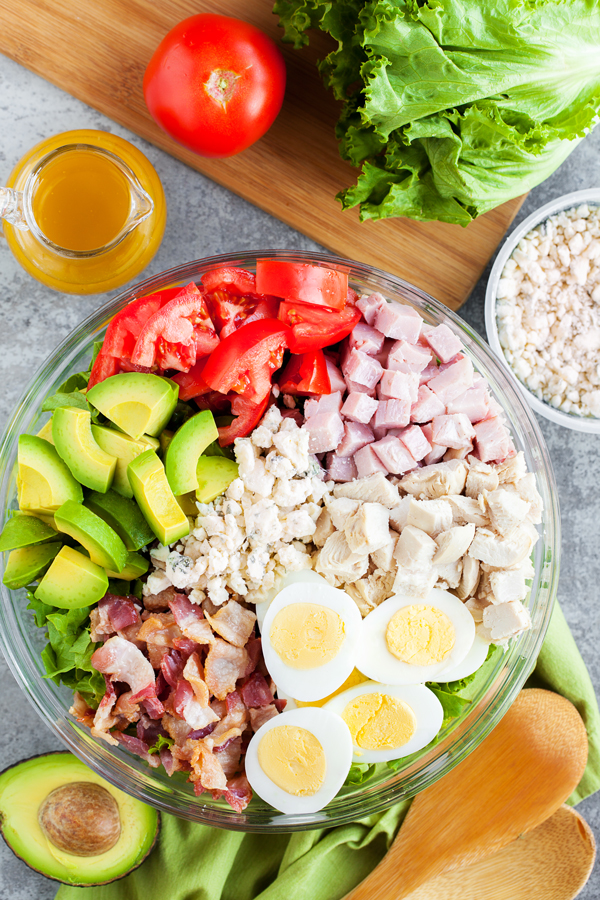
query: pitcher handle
0 187 28 230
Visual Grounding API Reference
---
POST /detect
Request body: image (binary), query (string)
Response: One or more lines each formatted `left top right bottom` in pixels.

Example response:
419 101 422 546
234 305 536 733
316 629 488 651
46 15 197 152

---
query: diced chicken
378 370 419 403
399 459 468 499
474 417 512 463
324 356 347 394
345 502 390 555
444 444 474 462
485 489 530 537
338 421 375 458
495 451 527 484
394 424 432 462
435 558 463 590
313 508 335 548
355 444 389 478
431 414 476 450
428 356 474 404
387 340 432 373
456 555 480 600
410 385 446 424
341 391 379 424
433 523 476 565
344 571 395 615
349 322 386 356
448 495 489 527
357 291 386 325
325 496 361 530
406 497 453 536
489 569 529 604
315 531 370 583
394 525 437 569
326 452 358 483
342 348 384 388
370 529 398 570
371 435 416 475
481 601 531 641
334 472 401 508
302 410 345 454
392 567 437 601
510 473 543 525
389 496 412 532
422 323 463 364
447 388 490 424
468 525 535 568
465 594 492 623
465 458 499 498
374 302 422 343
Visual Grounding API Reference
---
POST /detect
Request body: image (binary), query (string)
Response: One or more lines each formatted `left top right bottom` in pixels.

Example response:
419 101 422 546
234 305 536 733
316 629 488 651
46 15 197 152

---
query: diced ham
92 636 156 695
431 414 476 449
422 420 447 465
204 639 249 701
410 385 446 423
326 452 358 482
304 391 343 418
428 356 474 404
375 399 411 429
342 348 384 388
378 369 419 403
357 291 386 325
345 377 376 397
374 302 422 343
394 424 432 461
349 322 385 355
422 323 463 363
240 672 274 708
302 410 345 453
419 361 440 384
474 417 512 462
341 391 379 424
387 340 432 373
354 444 389 478
205 600 256 648
325 357 346 394
338 421 375 458
371 435 416 475
373 338 394 367
447 388 490 424
169 594 216 646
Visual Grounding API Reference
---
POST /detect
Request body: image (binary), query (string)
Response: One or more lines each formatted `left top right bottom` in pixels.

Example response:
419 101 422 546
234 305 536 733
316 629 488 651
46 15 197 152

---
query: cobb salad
1 260 543 815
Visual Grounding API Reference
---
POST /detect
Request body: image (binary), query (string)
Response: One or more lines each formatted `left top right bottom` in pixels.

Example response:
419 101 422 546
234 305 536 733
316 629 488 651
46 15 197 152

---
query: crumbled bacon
223 773 253 813
169 593 216 645
114 732 162 768
204 639 249 701
190 742 228 792
214 735 243 777
239 672 274 709
249 704 279 732
143 585 178 611
174 680 219 731
205 600 257 648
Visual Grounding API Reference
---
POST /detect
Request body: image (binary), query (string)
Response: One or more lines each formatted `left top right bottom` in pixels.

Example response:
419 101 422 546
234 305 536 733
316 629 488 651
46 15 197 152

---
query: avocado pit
38 782 121 857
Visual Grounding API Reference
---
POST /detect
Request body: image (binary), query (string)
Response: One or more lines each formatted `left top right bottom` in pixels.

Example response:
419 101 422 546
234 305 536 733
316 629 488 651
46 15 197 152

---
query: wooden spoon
404 805 596 900
345 689 589 900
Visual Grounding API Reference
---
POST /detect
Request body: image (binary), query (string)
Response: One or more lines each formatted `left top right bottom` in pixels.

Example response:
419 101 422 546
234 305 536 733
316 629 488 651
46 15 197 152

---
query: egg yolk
257 725 326 796
270 603 345 670
386 605 455 666
342 693 417 750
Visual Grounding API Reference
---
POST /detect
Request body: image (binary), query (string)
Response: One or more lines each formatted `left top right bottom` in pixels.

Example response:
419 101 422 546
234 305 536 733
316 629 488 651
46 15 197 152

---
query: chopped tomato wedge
207 291 279 339
217 393 270 446
88 348 121 390
201 266 256 296
278 301 361 354
102 287 182 360
255 260 348 310
278 350 331 396
171 359 212 401
195 390 234 414
131 283 219 373
201 319 291 402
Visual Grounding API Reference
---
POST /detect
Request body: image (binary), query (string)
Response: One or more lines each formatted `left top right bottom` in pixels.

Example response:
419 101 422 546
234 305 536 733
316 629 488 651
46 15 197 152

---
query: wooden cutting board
0 0 525 309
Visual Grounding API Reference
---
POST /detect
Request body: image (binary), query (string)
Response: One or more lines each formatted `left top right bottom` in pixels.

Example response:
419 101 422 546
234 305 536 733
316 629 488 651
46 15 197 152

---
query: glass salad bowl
0 251 560 832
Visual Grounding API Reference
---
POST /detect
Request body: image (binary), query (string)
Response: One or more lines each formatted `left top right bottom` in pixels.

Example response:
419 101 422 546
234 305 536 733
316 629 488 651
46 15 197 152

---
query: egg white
262 581 362 701
435 632 491 683
245 706 353 814
255 569 329 631
325 682 444 762
356 588 475 685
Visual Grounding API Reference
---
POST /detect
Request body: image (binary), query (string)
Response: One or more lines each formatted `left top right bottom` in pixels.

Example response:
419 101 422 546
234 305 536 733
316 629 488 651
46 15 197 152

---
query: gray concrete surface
0 53 598 898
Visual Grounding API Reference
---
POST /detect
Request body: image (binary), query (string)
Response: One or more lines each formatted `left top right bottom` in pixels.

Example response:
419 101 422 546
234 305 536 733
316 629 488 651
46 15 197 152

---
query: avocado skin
85 490 155 551
0 751 160 886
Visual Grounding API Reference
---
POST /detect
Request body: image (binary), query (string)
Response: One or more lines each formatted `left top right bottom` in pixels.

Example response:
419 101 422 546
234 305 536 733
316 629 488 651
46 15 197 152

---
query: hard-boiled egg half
261 579 362 702
245 707 353 813
325 682 444 763
435 631 491 683
356 588 475 685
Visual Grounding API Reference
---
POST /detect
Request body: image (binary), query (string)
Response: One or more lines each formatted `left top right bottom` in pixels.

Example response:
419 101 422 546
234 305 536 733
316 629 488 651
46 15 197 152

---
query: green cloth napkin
56 601 600 900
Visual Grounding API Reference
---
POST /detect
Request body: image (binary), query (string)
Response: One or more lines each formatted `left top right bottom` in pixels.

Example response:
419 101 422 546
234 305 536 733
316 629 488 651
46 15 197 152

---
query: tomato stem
205 69 240 110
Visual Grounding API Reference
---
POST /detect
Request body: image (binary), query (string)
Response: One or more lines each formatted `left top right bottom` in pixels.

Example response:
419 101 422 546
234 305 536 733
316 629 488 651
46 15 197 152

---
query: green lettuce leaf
148 734 175 755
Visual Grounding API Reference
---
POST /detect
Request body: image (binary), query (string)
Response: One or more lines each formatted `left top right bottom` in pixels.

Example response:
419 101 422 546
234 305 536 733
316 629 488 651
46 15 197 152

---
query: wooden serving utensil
404 804 596 900
345 689 589 900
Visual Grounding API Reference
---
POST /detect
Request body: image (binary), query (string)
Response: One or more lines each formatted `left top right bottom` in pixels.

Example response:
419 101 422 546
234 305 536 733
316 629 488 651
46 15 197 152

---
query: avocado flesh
0 752 159 886
2 543 62 589
36 418 55 444
0 513 57 551
87 373 178 440
54 500 128 573
127 450 189 545
90 425 152 498
35 546 108 609
105 551 149 580
17 435 83 513
165 410 218 496
196 456 239 503
84 491 155 551
52 407 116 493
139 434 161 451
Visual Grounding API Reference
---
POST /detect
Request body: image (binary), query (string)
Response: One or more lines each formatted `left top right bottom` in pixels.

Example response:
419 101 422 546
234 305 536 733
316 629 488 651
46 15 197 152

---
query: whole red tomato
143 14 286 158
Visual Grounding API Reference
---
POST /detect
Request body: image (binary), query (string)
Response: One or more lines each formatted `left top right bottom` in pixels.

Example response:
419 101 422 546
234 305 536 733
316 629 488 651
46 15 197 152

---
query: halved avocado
0 513 57 551
84 490 155 551
35 546 108 609
52 407 117 493
87 373 178 440
0 752 159 886
2 542 62 589
165 410 218 496
17 434 83 514
127 450 189 545
54 500 128 573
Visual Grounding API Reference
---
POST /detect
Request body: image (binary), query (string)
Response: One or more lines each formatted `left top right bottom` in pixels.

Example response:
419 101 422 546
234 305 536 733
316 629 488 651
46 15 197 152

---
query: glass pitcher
0 130 167 294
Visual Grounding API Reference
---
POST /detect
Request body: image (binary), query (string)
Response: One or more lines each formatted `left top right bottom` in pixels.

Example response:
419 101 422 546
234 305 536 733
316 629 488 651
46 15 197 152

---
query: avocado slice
35 546 108 609
2 543 62 589
0 513 57 551
165 410 218 496
176 492 199 517
105 551 149 580
54 500 128 573
84 491 155 551
127 450 189 545
36 418 55 444
0 751 159 886
52 407 117 493
87 373 178 440
159 429 174 455
17 434 83 514
196 456 239 503
90 425 154 498
139 434 161 451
